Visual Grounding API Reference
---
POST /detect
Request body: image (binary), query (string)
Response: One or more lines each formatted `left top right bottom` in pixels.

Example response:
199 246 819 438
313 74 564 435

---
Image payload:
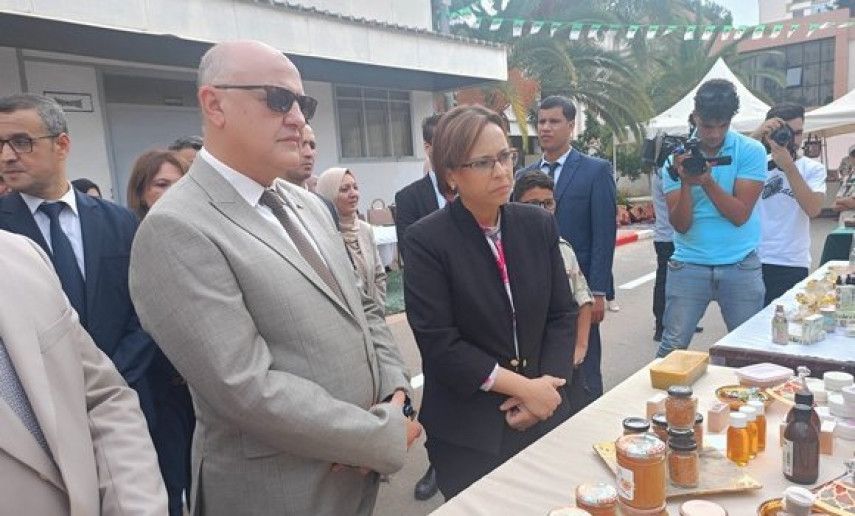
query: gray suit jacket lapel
187 161 355 318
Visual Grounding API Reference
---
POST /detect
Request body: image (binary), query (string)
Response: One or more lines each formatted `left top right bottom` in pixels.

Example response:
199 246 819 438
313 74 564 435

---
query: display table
820 226 853 266
709 261 855 377
430 363 854 515
370 225 398 268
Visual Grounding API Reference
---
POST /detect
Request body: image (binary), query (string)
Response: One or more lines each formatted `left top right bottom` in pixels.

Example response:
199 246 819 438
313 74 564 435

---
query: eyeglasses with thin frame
521 198 556 210
211 84 318 121
0 134 58 155
459 148 519 174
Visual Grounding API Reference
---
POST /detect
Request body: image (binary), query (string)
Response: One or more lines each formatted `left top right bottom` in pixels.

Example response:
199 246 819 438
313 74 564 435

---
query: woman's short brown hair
126 150 188 219
431 105 507 196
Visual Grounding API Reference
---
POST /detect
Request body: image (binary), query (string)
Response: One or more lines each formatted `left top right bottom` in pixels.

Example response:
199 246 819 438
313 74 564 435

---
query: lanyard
484 231 523 371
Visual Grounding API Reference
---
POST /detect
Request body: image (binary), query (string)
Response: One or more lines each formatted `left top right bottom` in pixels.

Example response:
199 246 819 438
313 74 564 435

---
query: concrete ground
374 216 838 516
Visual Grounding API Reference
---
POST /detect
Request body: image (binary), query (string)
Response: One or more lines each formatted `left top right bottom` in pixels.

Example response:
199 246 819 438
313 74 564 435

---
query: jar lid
575 482 617 506
783 486 816 509
668 428 697 450
668 427 695 439
616 433 667 459
738 405 757 420
746 399 765 414
651 412 668 427
678 499 727 516
668 385 693 397
695 412 704 424
729 412 747 428
622 417 651 433
547 507 591 516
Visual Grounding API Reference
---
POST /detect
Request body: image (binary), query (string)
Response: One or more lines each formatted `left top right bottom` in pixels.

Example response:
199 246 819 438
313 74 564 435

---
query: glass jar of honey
575 482 618 516
667 428 699 488
615 434 667 512
666 385 697 429
651 413 668 443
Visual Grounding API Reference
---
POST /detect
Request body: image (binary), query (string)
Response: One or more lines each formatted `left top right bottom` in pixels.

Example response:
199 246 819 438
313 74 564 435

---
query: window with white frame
335 86 414 159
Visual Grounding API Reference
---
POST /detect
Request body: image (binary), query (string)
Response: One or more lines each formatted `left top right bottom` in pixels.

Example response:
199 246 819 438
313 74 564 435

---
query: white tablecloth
370 225 398 267
710 260 855 370
431 363 855 515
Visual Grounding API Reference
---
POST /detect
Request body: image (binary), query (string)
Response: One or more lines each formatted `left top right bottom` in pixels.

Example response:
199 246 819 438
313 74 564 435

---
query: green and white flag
732 25 748 39
569 23 583 40
752 25 766 39
769 23 784 39
719 25 733 40
550 23 562 37
512 19 524 37
626 24 640 39
646 25 659 39
684 25 697 40
787 23 800 38
530 20 545 35
661 25 678 37
587 23 603 39
489 18 503 31
701 25 716 40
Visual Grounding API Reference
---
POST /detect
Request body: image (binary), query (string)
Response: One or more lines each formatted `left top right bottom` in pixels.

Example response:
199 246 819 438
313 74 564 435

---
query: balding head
196 40 307 187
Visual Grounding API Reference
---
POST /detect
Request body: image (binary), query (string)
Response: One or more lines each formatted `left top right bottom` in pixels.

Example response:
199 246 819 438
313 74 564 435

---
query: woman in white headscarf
316 167 387 311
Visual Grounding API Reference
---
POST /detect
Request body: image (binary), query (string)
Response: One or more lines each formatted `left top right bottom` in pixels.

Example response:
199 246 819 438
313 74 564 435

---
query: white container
824 371 855 392
835 418 855 441
829 393 855 418
734 363 793 388
843 385 855 405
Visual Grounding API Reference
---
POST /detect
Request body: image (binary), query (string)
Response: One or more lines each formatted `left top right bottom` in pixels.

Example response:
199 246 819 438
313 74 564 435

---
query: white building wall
22 61 114 200
758 0 789 23
0 47 21 93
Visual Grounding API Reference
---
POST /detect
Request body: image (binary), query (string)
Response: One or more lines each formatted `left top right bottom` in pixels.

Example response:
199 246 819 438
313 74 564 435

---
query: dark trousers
762 263 809 307
149 354 196 516
579 325 603 400
426 426 535 500
653 241 675 333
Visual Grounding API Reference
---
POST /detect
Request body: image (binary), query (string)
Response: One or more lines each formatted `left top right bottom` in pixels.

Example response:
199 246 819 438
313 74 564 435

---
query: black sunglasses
212 84 318 121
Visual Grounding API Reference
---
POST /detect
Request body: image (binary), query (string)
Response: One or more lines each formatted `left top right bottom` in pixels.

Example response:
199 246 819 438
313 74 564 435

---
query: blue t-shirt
662 130 767 265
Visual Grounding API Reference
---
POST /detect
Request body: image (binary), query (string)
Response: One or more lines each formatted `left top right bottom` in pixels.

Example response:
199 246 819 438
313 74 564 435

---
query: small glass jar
666 385 697 429
694 413 704 449
575 482 618 516
650 412 668 443
667 428 699 488
623 417 651 435
615 434 667 512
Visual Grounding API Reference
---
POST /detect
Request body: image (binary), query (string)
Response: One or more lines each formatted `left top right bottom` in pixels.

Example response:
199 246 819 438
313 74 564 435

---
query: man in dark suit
0 94 158 422
516 96 616 402
280 123 338 228
394 113 444 500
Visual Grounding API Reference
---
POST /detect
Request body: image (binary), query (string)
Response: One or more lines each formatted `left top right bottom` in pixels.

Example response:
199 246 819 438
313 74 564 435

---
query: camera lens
770 125 794 147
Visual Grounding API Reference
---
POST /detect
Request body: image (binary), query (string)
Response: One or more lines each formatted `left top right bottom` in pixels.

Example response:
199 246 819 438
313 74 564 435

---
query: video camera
642 129 732 181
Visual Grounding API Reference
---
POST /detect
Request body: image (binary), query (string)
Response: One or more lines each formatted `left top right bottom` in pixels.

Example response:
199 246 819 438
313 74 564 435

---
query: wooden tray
594 441 762 498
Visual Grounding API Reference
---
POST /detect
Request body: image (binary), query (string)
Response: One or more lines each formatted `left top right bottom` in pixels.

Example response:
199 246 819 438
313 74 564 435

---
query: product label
616 464 635 501
783 438 794 476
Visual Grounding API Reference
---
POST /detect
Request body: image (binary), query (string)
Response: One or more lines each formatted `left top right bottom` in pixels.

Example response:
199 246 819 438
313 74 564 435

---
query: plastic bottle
783 404 820 485
747 399 767 452
727 412 750 466
739 405 760 458
772 305 789 345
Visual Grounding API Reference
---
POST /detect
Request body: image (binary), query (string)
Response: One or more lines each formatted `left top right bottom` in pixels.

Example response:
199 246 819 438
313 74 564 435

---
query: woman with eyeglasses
403 105 577 499
315 167 387 311
512 170 595 414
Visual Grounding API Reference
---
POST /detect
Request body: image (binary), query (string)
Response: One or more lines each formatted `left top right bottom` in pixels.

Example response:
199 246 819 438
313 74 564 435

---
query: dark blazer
394 174 440 259
0 190 157 417
517 150 617 293
403 199 576 455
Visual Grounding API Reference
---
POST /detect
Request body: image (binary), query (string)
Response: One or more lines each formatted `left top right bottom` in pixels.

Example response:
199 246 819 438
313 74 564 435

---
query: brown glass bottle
783 404 819 485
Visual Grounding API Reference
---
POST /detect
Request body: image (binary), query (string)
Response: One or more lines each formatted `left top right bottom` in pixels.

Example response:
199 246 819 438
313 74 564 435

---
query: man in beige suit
129 40 420 515
0 230 167 515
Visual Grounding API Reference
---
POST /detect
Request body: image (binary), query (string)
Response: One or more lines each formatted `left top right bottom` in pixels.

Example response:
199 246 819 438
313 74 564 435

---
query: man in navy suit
0 94 158 421
516 96 616 402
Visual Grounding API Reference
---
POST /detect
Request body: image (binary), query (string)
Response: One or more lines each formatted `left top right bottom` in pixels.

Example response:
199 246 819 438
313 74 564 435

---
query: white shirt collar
540 147 573 168
20 183 79 216
199 147 268 208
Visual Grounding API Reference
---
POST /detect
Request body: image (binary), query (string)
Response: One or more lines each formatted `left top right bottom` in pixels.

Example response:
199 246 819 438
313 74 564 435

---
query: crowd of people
0 36 842 516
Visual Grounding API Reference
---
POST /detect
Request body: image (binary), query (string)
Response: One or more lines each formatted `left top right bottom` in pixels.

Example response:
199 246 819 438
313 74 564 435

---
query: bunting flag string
448 8 854 42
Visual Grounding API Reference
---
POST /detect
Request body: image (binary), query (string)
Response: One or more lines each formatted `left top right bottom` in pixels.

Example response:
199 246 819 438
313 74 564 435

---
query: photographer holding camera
753 104 826 306
657 79 767 358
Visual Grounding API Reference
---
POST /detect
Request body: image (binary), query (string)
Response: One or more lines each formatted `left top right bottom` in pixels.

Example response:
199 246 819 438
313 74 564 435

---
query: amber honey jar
651 413 668 443
667 428 699 488
575 482 618 516
666 385 697 429
615 434 667 512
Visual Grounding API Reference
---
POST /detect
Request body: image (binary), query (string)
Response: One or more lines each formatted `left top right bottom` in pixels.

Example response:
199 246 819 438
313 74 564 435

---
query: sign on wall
44 91 94 113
